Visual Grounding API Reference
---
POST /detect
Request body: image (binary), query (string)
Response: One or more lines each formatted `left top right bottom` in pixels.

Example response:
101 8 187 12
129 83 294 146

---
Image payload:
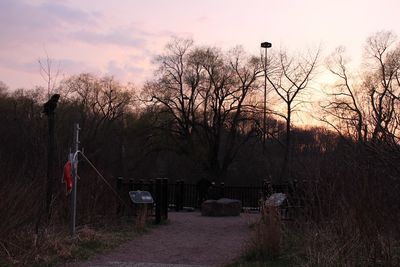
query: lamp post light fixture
261 41 271 154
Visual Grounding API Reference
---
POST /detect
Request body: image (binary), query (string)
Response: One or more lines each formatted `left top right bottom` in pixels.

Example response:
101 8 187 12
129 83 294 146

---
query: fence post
262 179 268 200
174 180 179 211
128 178 137 216
148 179 154 196
220 182 225 198
116 177 123 216
175 180 184 211
138 179 144 190
155 178 162 224
179 180 185 210
129 178 134 191
162 178 168 220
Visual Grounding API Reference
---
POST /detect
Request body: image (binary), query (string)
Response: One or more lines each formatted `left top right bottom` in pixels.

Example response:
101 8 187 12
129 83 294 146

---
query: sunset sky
1 0 399 90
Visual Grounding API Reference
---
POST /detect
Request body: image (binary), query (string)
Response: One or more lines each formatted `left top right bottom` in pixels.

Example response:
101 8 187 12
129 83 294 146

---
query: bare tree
266 48 319 181
38 52 61 98
144 39 262 182
364 31 400 144
322 47 367 143
62 73 134 146
323 31 400 146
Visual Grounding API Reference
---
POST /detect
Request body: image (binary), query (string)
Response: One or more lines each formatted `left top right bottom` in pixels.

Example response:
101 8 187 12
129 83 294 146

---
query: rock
201 198 242 216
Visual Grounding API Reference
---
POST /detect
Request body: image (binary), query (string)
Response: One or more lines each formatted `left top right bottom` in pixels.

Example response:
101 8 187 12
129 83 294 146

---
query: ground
65 211 259 267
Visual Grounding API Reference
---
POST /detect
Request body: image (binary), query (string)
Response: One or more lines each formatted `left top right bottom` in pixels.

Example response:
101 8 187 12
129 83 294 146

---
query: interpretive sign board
129 191 154 204
265 193 286 207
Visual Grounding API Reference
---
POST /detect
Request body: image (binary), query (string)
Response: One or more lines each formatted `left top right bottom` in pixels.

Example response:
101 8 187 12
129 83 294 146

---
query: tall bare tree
364 31 400 144
266 48 319 181
62 73 134 154
38 52 61 98
323 31 400 146
322 47 367 143
144 39 262 182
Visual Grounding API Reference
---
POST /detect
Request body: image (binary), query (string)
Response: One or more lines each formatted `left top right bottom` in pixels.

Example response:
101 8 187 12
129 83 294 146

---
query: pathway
67 211 259 267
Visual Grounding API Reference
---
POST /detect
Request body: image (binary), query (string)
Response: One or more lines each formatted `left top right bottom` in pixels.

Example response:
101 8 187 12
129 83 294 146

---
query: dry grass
238 197 400 267
245 205 282 260
295 221 400 267
134 205 148 232
0 217 147 267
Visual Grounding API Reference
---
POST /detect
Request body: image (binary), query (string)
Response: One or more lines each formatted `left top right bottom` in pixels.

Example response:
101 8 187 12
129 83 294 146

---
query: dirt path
67 211 259 267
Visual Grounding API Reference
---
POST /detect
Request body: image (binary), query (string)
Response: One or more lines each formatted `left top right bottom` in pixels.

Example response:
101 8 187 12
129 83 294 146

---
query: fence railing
115 178 306 215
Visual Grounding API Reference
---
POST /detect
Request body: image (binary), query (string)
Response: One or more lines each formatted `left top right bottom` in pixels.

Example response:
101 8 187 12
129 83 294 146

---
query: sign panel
265 193 286 207
129 191 154 204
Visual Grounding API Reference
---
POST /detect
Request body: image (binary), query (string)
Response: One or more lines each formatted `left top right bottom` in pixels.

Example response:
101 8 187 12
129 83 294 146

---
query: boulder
201 198 242 216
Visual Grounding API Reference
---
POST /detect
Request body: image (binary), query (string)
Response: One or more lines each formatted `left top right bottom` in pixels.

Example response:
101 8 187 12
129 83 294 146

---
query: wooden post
175 180 180 211
139 179 144 190
220 182 225 199
148 179 154 196
155 178 162 224
162 178 168 220
43 94 60 221
262 179 268 200
179 180 185 211
116 177 123 215
128 178 134 191
45 112 55 220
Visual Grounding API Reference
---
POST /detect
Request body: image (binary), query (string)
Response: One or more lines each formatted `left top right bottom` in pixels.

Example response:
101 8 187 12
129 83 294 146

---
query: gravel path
68 211 259 267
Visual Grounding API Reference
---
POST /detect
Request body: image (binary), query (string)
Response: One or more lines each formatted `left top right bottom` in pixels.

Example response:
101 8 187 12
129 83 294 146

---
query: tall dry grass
246 205 283 260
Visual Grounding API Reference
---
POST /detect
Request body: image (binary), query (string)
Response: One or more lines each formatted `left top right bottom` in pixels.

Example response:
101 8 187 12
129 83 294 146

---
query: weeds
248 205 282 259
0 216 152 267
237 205 297 267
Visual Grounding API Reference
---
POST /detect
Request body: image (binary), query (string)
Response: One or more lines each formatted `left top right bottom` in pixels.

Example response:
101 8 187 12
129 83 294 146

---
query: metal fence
116 178 270 211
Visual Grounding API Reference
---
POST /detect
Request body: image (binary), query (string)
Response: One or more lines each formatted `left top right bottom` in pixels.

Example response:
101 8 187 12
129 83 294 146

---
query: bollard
162 178 168 220
155 178 162 224
174 180 180 211
179 180 185 211
220 182 225 198
129 178 134 191
128 178 135 216
139 179 144 190
262 179 268 200
116 177 123 215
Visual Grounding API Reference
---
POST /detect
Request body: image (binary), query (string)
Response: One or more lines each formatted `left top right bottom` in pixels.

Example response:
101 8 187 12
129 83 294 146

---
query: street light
261 41 271 154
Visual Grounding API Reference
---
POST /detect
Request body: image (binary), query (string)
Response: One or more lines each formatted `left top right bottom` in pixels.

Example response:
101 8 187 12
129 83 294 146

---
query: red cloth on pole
63 161 73 194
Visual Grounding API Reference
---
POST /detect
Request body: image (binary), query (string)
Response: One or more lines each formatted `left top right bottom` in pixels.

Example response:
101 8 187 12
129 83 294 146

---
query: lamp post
261 42 272 154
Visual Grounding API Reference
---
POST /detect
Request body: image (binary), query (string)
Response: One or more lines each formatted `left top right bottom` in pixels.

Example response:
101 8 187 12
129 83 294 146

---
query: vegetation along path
67 212 259 267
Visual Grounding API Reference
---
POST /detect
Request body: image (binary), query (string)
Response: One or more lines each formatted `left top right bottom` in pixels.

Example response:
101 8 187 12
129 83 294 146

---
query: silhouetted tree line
0 31 399 264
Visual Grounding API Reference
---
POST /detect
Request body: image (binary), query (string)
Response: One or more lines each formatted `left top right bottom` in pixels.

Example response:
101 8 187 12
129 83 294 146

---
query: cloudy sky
1 0 399 90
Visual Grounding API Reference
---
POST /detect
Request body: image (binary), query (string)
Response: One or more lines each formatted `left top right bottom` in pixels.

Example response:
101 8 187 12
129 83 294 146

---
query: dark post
149 179 155 216
128 178 135 216
262 179 268 200
139 179 144 190
42 94 60 220
116 177 123 215
148 179 155 195
175 180 180 211
162 178 168 220
129 178 134 191
155 178 162 224
220 182 225 199
179 180 185 211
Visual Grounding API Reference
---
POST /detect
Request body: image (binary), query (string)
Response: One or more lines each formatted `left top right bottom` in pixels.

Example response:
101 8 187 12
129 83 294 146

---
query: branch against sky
266 47 320 181
142 38 262 182
321 31 400 145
